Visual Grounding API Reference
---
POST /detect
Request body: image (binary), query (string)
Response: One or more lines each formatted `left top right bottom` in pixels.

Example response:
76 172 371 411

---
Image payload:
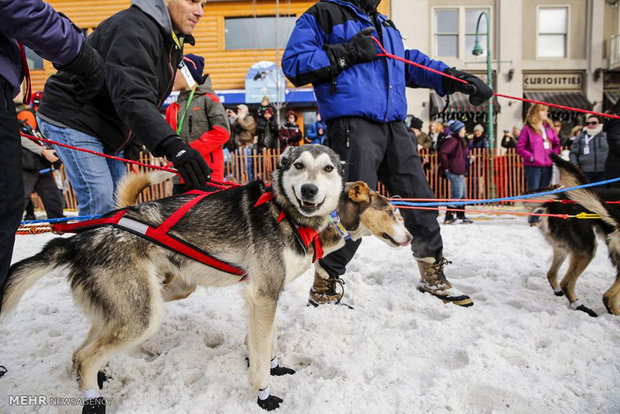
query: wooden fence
32 148 526 213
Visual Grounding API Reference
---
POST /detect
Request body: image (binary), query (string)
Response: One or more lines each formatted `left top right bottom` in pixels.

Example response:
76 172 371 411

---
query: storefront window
225 16 296 50
537 7 568 58
433 7 490 58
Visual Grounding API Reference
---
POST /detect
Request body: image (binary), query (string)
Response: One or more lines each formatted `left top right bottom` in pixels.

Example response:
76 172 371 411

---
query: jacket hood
343 0 380 12
196 75 214 93
286 110 298 121
132 0 172 34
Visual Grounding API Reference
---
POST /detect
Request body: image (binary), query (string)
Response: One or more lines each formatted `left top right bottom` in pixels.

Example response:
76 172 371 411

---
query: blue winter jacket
0 0 83 98
306 120 327 144
281 0 449 123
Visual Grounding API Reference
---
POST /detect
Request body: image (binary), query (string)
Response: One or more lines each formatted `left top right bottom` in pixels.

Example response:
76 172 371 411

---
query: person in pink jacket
516 104 561 224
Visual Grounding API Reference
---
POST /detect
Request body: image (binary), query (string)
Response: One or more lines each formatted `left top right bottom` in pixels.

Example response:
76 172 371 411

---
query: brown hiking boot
308 270 345 306
416 257 473 307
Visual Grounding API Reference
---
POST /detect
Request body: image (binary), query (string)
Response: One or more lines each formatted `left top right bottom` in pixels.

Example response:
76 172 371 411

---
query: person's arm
550 129 561 154
438 139 455 171
605 121 620 157
0 0 82 66
516 128 533 162
569 136 580 165
282 13 377 87
20 135 44 155
306 123 318 140
404 49 449 93
189 93 231 156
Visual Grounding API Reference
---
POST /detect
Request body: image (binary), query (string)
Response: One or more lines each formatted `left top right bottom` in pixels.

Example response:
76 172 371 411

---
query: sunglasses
586 121 599 126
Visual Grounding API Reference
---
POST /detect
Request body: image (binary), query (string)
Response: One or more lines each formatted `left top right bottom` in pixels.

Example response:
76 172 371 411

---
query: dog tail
115 171 176 208
551 153 619 229
1 237 72 318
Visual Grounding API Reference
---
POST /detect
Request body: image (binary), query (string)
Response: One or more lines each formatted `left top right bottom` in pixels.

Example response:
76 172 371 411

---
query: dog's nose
301 184 318 199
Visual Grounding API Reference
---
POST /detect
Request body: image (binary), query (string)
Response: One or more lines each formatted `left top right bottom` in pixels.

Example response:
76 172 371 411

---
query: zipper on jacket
345 122 350 148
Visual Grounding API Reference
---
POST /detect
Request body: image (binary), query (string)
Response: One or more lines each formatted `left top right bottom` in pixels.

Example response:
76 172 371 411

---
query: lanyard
177 87 197 135
171 32 183 49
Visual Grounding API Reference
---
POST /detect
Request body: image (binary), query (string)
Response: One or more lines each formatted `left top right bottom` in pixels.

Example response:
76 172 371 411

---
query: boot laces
427 258 452 284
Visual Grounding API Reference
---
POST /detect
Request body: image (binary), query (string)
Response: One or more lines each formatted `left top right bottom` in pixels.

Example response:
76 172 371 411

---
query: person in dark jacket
256 107 278 149
0 0 103 316
604 103 620 188
569 115 608 183
282 0 492 307
165 54 230 192
438 121 473 224
278 110 302 151
470 124 489 149
37 0 210 216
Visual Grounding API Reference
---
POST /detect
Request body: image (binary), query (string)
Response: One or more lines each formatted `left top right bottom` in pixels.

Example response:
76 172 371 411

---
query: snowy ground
1 214 620 413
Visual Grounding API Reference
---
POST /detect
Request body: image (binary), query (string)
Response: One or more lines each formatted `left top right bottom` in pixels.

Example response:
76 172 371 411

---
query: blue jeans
446 171 466 200
38 118 126 216
523 166 552 223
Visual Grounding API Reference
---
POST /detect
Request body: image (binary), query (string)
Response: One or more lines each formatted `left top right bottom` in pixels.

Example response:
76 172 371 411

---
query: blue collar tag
330 211 351 240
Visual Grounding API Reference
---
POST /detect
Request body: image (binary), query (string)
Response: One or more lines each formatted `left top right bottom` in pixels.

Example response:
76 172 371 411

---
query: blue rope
391 176 620 208
21 214 103 225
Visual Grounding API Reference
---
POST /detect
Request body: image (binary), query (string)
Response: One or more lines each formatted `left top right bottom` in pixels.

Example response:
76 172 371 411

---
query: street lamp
472 11 495 199
472 11 493 151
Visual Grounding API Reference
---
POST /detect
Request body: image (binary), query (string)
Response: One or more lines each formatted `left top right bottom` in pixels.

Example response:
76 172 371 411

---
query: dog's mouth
296 196 325 213
382 232 411 247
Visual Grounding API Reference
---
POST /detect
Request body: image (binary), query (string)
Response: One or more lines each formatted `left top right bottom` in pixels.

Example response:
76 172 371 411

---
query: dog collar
329 211 351 241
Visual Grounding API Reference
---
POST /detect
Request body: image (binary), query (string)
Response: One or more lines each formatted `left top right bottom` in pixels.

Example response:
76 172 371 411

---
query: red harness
52 188 324 278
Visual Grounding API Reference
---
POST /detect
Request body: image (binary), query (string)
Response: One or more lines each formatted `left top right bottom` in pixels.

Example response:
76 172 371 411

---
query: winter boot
456 209 473 224
444 209 457 225
308 271 345 306
416 257 473 307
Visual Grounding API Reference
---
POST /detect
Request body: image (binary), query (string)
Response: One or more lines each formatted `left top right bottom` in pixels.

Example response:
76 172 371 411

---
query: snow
2 214 620 413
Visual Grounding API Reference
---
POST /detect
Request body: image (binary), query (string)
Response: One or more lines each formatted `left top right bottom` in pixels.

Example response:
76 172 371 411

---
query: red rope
372 36 620 120
390 197 620 204
20 132 238 189
396 205 571 219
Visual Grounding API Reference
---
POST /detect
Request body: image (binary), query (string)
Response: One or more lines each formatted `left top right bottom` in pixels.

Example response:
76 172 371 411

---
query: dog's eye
294 162 304 170
387 209 394 217
324 165 334 172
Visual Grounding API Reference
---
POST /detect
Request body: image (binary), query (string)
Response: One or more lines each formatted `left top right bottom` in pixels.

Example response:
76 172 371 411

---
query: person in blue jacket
0 0 104 314
305 112 327 145
282 0 492 307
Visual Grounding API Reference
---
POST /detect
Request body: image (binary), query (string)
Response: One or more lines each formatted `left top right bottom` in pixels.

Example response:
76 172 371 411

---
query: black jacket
38 0 193 155
605 119 620 182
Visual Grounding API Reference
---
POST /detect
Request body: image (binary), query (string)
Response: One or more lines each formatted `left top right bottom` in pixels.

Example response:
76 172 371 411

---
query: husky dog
525 153 620 317
1 145 411 412
115 173 413 302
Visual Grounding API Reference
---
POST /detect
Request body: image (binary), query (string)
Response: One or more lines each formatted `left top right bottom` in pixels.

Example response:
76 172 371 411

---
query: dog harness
254 191 325 262
52 189 247 277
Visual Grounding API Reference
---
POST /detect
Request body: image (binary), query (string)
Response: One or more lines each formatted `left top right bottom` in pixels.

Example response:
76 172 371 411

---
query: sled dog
2 144 411 412
525 153 620 317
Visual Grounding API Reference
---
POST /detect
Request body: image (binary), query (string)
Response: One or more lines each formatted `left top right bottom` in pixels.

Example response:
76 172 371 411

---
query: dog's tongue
400 241 411 247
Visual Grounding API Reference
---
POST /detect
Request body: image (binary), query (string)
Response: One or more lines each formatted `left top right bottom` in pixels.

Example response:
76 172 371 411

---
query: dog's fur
526 153 620 316
1 144 411 409
115 170 412 302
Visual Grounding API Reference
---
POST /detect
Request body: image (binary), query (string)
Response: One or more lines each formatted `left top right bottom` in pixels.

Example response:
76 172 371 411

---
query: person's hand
325 27 378 71
55 42 105 99
41 149 59 163
441 68 493 106
123 142 143 161
160 137 212 188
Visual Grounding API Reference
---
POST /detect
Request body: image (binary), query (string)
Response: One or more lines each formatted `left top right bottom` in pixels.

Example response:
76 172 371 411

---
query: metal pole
474 11 495 198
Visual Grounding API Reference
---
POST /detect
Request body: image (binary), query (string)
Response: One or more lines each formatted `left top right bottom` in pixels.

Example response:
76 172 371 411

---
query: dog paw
97 371 110 390
257 395 283 411
575 304 598 317
270 365 295 376
553 288 564 297
82 397 106 414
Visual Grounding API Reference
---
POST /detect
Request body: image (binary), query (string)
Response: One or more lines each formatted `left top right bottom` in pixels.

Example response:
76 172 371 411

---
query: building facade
392 0 616 150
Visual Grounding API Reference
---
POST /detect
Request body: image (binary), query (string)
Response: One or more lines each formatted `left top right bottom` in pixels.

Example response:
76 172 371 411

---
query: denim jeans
38 118 125 216
446 171 466 200
523 166 552 224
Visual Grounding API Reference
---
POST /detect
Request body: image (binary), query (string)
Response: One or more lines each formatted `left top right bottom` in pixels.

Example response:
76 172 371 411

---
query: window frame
536 5 570 60
431 6 493 59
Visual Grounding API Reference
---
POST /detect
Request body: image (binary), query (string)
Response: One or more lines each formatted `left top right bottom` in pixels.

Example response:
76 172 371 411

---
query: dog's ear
278 147 294 170
348 181 371 204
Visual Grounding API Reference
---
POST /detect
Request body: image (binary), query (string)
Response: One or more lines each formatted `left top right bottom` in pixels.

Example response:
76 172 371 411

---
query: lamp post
472 11 493 151
472 11 495 198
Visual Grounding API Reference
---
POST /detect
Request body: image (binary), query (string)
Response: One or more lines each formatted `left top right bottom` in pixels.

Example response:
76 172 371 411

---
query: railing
31 148 525 213
610 34 620 70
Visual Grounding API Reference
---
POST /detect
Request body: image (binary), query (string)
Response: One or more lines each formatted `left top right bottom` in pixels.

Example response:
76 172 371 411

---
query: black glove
441 68 493 106
324 27 378 72
159 137 212 188
123 142 143 162
55 41 105 99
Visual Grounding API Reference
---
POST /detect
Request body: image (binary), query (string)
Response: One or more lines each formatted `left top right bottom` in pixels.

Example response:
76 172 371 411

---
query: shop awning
430 91 500 122
523 91 592 121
